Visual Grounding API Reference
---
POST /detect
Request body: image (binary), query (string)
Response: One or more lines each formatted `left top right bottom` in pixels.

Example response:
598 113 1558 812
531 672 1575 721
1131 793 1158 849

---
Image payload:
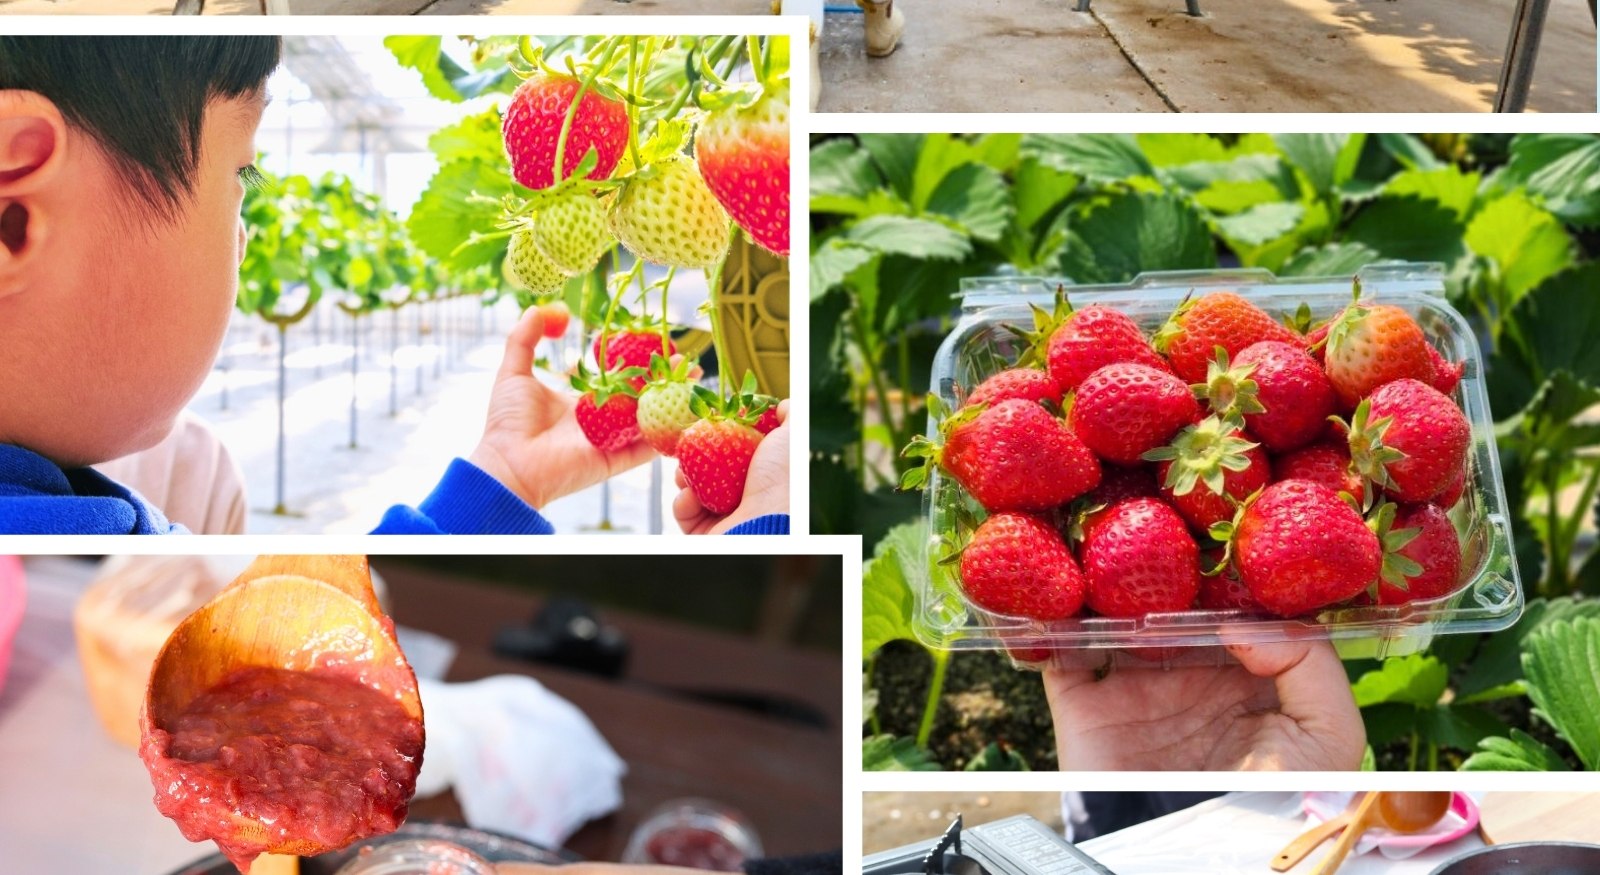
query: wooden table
374 560 842 861
1478 792 1600 845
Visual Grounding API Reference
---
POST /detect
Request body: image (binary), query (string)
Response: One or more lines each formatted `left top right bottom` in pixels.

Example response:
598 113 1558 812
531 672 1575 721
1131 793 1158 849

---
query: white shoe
809 21 823 110
860 0 905 58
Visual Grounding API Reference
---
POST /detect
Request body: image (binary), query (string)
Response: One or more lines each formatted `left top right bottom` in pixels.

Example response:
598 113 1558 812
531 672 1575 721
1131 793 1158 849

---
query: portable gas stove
864 815 1118 875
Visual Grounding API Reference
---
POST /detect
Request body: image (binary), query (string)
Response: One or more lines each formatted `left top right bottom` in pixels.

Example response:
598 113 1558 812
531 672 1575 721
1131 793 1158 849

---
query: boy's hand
673 400 790 535
468 307 656 510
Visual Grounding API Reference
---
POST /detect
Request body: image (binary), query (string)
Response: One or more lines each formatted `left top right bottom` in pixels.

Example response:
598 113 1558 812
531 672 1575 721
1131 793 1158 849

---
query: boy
0 36 788 535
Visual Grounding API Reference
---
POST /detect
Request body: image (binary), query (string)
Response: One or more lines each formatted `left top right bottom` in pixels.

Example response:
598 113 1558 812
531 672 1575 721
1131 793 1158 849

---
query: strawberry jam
644 826 748 871
141 666 424 874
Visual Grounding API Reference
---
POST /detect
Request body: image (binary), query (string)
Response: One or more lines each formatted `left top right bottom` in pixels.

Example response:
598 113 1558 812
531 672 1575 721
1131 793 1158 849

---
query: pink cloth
94 411 247 535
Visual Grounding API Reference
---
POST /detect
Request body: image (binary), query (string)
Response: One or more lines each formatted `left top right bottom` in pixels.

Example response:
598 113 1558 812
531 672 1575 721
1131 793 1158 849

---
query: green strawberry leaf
863 734 941 771
845 215 973 261
1277 242 1382 278
1465 192 1574 308
1457 596 1600 697
1021 133 1155 184
1056 190 1216 284
1491 133 1600 228
1461 729 1571 771
862 520 925 655
1522 616 1600 769
1351 654 1448 709
1381 165 1481 222
1504 262 1600 388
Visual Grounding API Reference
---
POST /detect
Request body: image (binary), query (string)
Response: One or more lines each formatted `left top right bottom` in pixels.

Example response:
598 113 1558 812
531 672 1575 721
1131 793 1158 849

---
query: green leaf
1166 155 1298 199
1274 133 1365 196
846 215 972 261
385 36 466 103
1022 133 1154 184
407 160 511 272
965 742 1030 771
1425 703 1507 753
1505 262 1600 388
862 521 927 655
1011 156 1079 230
863 734 942 771
1461 729 1571 771
1350 654 1448 708
1523 616 1600 769
810 138 885 214
1465 192 1574 306
809 238 877 300
1193 179 1289 214
1214 201 1305 246
1375 133 1444 171
1495 133 1600 227
1383 166 1481 222
925 162 1013 243
1278 242 1382 278
1345 196 1468 266
1056 190 1216 284
858 134 925 202
1135 133 1231 167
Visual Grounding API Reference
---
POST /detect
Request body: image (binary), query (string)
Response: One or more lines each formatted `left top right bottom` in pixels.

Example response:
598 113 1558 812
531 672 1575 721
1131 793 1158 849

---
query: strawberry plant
388 34 792 531
829 133 1600 770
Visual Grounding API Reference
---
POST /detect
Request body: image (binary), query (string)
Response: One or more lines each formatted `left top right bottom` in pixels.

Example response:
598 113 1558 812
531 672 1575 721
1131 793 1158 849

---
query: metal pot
1429 842 1600 875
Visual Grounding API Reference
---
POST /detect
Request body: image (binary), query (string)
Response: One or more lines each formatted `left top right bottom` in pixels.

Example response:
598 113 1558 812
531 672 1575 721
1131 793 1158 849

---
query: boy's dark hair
0 37 281 219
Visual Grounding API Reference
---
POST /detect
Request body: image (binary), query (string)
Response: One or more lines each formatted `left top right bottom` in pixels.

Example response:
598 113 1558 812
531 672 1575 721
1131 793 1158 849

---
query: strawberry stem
704 224 737 395
659 265 675 358
553 38 622 188
625 36 643 171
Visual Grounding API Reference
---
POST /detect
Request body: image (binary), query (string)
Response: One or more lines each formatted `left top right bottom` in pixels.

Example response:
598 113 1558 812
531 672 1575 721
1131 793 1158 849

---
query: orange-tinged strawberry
502 73 629 191
1153 291 1300 384
1323 302 1436 408
958 512 1087 621
695 86 790 257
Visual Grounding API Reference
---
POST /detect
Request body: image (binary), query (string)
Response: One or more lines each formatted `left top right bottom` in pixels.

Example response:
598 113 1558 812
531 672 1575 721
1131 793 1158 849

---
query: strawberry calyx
571 361 646 405
1008 286 1073 369
1191 346 1265 420
1322 278 1370 359
1143 415 1260 498
1367 499 1424 593
1202 485 1267 576
1336 398 1407 507
1283 301 1317 336
641 352 693 390
687 370 769 429
1150 291 1198 355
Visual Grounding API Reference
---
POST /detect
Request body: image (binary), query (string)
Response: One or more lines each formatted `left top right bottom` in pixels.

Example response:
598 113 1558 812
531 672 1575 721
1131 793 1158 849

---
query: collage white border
1 11 1599 872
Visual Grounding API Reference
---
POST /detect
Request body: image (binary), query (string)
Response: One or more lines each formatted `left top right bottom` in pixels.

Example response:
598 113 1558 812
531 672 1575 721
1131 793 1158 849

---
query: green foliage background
818 132 1600 771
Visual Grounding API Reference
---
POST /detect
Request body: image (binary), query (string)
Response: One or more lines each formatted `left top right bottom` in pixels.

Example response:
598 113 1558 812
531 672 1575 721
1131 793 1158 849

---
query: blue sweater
0 445 788 536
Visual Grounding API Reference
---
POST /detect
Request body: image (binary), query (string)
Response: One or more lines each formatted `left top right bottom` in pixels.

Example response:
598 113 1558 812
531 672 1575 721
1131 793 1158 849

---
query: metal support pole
349 314 360 449
416 306 425 395
390 307 399 417
275 324 288 514
1494 0 1552 112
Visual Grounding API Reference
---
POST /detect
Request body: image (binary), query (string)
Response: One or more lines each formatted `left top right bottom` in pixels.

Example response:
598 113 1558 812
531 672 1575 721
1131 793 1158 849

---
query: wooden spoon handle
1272 813 1351 871
1310 792 1380 875
239 555 380 617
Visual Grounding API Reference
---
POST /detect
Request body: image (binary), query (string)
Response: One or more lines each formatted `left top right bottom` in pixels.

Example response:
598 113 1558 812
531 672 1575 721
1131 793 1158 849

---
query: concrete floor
3 0 1588 112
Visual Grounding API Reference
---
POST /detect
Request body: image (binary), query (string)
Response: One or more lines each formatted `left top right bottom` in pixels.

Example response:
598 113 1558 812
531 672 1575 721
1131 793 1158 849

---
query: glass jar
333 839 498 875
622 798 763 872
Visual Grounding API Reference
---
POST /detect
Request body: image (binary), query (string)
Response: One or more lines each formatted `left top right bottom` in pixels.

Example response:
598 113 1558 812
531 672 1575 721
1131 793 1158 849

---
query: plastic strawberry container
912 263 1523 670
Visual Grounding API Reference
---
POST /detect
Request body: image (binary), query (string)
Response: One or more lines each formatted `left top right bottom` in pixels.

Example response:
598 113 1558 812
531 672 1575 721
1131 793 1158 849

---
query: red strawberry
594 330 675 390
964 367 1060 409
1153 291 1300 384
1426 343 1465 396
1229 480 1381 617
1198 547 1264 612
1304 322 1330 365
678 416 763 516
747 398 783 435
1374 502 1462 605
1072 363 1201 466
902 398 1101 512
1323 302 1436 408
1146 417 1271 532
1217 341 1337 452
538 301 571 339
1346 379 1471 503
694 86 790 257
1435 464 1468 509
1079 463 1158 509
959 512 1087 620
573 388 642 454
502 73 629 191
1011 296 1170 394
1078 498 1201 617
1272 440 1365 505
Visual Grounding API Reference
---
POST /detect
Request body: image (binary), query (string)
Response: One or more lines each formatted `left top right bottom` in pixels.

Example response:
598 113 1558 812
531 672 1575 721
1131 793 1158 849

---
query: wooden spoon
1273 798 1359 871
1309 792 1454 875
143 555 423 860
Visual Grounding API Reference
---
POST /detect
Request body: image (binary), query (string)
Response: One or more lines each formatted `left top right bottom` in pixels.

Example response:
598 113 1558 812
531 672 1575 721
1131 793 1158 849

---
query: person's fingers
497 307 545 380
1226 638 1366 764
674 464 689 489
666 353 704 382
775 398 790 423
673 484 708 533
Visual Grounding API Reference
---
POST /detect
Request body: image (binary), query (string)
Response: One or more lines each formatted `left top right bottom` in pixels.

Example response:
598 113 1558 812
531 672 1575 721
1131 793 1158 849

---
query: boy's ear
0 91 67 293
